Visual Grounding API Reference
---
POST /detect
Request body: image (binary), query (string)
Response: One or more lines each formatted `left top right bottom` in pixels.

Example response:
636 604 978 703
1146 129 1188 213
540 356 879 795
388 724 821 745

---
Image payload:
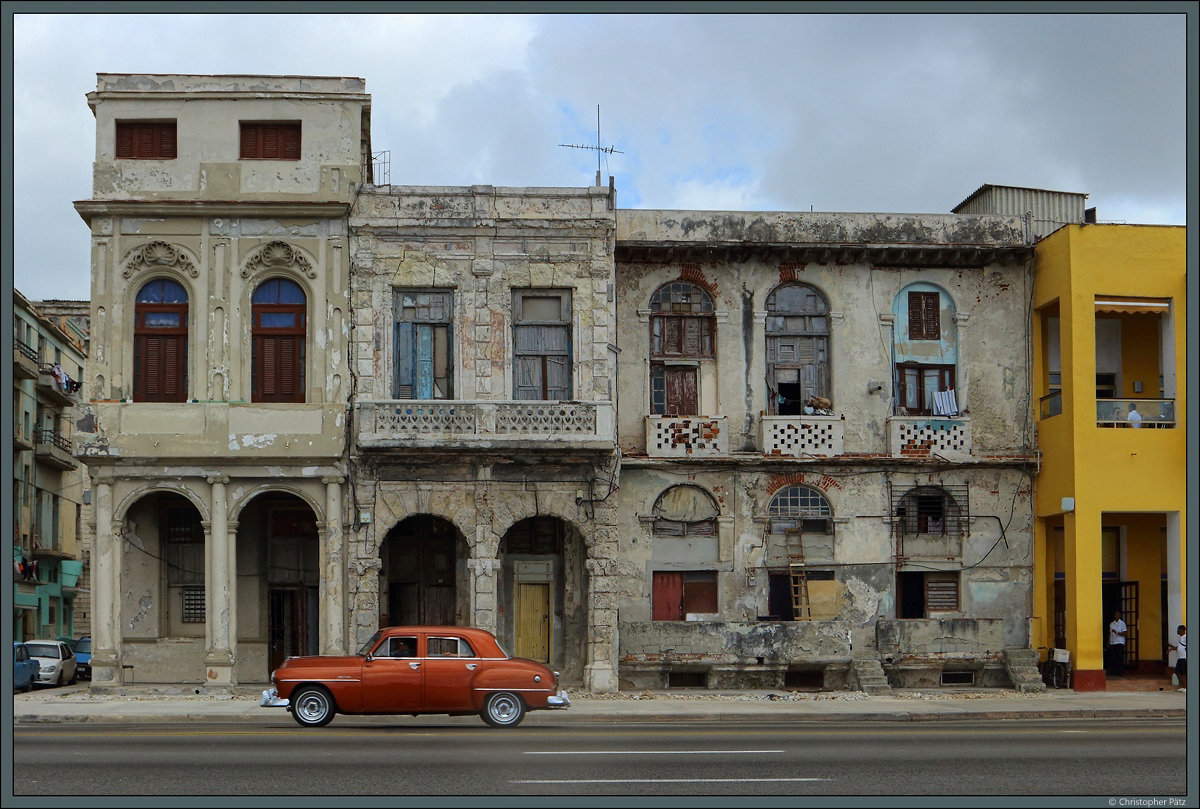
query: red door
360 635 424 713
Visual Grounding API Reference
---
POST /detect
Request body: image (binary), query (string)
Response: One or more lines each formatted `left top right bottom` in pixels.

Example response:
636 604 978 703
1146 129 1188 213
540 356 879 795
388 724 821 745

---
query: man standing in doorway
1107 610 1128 677
1168 625 1186 692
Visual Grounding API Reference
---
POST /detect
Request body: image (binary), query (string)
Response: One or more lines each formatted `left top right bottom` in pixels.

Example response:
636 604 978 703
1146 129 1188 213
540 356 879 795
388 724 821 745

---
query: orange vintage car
260 626 569 728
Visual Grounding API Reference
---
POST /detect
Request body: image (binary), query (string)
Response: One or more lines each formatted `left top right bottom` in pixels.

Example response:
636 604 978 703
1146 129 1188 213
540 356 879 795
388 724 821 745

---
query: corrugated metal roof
952 183 1087 214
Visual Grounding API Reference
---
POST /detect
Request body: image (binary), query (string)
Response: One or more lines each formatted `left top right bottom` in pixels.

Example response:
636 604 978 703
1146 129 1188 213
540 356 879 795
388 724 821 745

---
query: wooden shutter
664 367 697 416
909 291 940 340
282 125 301 160
116 124 135 158
240 124 259 159
925 575 959 612
682 572 718 615
652 572 684 621
241 123 301 159
394 322 415 398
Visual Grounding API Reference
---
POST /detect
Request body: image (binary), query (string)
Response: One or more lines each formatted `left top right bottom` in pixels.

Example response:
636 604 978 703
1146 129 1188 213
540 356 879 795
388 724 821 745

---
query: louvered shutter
282 125 301 159
158 124 176 159
240 124 258 159
144 337 162 395
394 322 414 398
116 124 134 158
909 291 940 340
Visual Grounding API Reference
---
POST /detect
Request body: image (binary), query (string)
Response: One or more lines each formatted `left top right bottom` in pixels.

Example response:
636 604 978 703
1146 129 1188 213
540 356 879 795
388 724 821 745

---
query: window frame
116 121 177 160
393 290 454 400
251 278 307 404
896 362 955 416
512 289 572 401
649 282 715 416
652 570 719 621
239 121 302 161
765 283 831 414
133 278 189 403
907 290 941 341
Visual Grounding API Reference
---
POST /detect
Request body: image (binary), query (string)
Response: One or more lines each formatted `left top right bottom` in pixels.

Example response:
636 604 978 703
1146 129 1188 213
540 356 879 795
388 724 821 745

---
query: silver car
25 640 78 687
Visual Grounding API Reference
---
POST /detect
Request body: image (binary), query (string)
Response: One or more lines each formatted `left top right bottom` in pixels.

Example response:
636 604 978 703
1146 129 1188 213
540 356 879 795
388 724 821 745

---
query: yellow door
514 582 550 663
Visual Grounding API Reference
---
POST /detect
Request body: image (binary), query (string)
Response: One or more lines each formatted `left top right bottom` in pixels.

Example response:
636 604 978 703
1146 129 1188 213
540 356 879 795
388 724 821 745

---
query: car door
421 635 478 712
360 634 424 713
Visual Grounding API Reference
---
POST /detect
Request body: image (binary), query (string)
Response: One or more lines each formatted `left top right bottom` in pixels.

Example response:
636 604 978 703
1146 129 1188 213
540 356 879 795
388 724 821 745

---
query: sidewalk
11 684 1187 725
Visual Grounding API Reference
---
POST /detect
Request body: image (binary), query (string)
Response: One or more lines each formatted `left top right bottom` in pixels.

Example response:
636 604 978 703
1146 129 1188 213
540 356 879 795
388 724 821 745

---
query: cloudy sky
9 11 1189 302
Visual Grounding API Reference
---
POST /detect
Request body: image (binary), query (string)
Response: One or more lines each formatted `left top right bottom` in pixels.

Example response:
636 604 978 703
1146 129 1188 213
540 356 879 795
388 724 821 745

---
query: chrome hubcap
491 696 517 720
298 694 326 721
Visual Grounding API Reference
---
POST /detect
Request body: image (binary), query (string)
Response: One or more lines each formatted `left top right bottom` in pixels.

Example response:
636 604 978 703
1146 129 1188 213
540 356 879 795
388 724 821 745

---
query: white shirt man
1127 405 1143 428
1107 612 1128 676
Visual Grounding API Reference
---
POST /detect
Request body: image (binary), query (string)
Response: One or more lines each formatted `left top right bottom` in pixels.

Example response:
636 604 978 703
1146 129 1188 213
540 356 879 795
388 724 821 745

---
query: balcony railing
14 340 38 379
36 364 79 406
34 428 78 470
1039 390 1063 420
887 416 972 460
760 414 845 458
357 400 614 450
645 415 729 458
1096 398 1176 428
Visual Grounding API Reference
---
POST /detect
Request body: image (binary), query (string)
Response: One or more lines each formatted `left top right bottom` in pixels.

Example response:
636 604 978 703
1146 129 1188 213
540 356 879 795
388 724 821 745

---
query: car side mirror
364 654 374 662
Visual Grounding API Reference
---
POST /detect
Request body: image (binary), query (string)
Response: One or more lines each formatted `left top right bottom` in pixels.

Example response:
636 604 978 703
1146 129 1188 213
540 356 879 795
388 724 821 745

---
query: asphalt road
12 718 1188 797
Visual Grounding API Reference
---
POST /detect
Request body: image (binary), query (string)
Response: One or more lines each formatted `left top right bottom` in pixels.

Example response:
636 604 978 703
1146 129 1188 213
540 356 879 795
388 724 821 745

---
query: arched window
893 485 965 537
133 278 188 402
649 281 715 416
252 278 306 403
893 284 958 416
767 485 833 535
766 283 830 415
652 484 719 536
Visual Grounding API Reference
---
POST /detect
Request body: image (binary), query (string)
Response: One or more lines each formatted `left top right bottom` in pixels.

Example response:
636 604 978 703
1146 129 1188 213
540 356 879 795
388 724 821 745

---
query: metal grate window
891 483 969 537
181 586 205 623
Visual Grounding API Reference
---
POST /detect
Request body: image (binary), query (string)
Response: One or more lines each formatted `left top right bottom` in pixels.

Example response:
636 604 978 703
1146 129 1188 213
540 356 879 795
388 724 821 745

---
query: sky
8 10 1190 302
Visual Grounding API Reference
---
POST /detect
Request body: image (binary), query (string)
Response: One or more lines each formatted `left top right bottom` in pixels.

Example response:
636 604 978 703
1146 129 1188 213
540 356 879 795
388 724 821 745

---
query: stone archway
379 515 467 628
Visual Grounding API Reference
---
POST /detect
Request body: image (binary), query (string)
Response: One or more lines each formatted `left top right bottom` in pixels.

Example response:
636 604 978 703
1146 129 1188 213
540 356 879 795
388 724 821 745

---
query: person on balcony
1126 403 1143 428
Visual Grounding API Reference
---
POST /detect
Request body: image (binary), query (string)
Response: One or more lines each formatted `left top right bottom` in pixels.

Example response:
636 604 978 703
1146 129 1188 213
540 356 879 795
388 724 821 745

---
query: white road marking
524 749 784 755
515 778 831 784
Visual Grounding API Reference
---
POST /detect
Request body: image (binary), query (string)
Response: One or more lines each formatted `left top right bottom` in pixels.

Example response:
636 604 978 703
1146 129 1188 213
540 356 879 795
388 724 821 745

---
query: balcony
14 340 38 379
887 416 972 461
34 428 78 470
356 400 614 453
36 365 79 407
645 415 729 458
760 415 844 458
1096 398 1175 429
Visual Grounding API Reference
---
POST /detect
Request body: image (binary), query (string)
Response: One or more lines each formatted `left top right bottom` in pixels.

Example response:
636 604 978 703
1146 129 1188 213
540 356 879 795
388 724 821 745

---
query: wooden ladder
785 529 811 620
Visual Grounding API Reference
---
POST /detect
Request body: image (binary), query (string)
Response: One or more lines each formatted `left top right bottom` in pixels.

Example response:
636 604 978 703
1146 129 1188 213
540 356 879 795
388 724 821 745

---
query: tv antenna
560 105 622 186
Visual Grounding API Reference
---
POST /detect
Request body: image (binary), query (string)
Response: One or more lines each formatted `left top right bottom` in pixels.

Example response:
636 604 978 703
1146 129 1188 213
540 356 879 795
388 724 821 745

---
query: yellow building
1031 223 1186 691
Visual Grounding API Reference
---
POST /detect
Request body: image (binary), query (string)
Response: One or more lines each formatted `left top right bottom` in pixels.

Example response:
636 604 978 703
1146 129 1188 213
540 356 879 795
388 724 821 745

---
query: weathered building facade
74 73 1044 693
74 74 368 687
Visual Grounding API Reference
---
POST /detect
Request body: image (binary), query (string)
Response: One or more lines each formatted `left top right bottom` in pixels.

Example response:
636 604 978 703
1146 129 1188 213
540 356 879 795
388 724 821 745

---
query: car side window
427 637 474 657
381 637 417 658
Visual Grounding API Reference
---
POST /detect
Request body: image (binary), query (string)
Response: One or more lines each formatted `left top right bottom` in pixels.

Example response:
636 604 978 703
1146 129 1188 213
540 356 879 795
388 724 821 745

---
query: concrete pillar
1064 508 1105 690
204 476 234 687
89 479 120 686
1166 511 1183 664
467 558 501 635
583 557 618 693
321 476 346 655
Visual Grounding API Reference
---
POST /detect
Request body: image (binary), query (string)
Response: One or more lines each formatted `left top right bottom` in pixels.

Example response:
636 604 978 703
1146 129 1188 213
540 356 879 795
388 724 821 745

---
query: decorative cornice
74 199 351 222
122 241 199 279
242 241 317 280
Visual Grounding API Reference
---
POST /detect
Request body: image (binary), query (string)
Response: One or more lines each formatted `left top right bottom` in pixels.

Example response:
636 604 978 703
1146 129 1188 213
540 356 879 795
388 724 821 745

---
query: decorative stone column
584 557 619 693
204 476 235 687
89 478 120 687
467 558 502 635
321 476 346 655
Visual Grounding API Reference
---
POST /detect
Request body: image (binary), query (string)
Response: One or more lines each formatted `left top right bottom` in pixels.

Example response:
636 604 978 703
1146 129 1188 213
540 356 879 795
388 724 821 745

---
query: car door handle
466 663 477 670
409 662 420 670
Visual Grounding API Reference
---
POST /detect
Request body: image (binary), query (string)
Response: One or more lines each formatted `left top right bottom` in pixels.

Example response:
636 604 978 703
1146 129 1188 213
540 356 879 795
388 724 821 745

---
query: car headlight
40 666 55 674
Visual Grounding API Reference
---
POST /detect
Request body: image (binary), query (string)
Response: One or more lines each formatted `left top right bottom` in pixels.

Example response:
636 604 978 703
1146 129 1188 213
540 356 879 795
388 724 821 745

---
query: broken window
393 290 452 399
896 362 955 416
116 121 176 160
766 283 830 415
513 290 571 400
251 278 306 403
652 571 718 620
893 484 967 537
133 278 188 403
652 484 719 537
897 570 960 618
650 282 715 415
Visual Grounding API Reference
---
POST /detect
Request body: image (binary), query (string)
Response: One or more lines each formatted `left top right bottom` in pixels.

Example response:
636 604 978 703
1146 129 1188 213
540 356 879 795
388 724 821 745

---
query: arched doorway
498 516 587 681
379 515 465 627
237 493 320 678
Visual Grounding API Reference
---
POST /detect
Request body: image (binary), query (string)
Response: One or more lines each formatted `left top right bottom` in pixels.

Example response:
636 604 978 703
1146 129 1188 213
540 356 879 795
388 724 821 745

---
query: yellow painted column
1031 517 1052 651
1125 522 1162 665
1063 508 1105 690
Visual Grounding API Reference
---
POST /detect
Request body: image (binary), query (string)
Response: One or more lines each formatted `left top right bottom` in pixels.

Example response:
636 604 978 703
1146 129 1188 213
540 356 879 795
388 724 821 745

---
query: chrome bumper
546 690 571 708
260 687 289 708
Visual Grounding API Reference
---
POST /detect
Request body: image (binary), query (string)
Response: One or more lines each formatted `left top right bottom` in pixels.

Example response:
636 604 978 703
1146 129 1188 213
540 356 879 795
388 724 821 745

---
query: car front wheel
481 691 526 728
57 670 65 687
291 686 336 728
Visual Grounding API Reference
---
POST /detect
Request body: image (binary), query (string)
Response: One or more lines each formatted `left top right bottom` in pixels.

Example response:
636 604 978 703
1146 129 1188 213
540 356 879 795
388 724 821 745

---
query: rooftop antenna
560 105 622 186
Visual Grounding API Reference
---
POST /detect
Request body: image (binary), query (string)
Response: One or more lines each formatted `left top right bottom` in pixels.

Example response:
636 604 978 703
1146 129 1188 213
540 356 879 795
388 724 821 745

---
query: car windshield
73 639 91 654
357 631 383 656
26 643 60 659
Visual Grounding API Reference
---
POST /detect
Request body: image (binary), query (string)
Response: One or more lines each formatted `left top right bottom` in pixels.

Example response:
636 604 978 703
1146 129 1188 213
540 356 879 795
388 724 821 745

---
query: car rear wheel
481 691 525 728
291 686 336 728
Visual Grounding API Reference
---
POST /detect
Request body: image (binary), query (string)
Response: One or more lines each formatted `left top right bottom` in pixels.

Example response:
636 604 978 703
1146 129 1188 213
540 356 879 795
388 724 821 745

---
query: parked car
261 626 570 728
25 639 77 687
70 636 92 680
13 643 39 692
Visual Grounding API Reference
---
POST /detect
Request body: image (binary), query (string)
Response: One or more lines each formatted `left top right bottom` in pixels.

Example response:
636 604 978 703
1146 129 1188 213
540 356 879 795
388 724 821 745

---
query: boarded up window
394 290 453 399
653 485 719 536
908 291 941 340
134 279 188 403
652 571 718 620
513 290 571 400
116 121 177 159
240 122 301 160
766 283 830 415
252 279 306 403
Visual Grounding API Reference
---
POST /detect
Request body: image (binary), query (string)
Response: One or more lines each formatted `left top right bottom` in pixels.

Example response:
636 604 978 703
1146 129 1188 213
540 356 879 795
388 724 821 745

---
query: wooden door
664 367 698 416
514 582 550 662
